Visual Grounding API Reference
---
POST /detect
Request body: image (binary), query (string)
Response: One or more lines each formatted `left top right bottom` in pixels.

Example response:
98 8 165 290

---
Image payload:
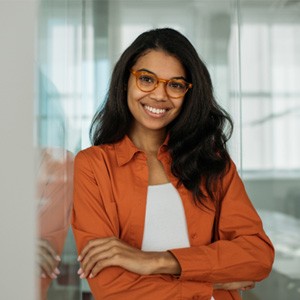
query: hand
37 239 61 279
77 237 180 279
213 281 255 291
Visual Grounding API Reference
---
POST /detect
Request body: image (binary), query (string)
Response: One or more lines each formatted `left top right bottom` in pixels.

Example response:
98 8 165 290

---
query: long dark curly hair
90 28 233 206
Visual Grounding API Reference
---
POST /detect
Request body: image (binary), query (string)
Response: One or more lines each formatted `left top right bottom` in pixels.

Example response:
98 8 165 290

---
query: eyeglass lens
135 71 189 97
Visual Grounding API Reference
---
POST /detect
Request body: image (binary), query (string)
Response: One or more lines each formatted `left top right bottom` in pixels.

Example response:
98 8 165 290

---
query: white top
141 183 215 300
141 183 190 251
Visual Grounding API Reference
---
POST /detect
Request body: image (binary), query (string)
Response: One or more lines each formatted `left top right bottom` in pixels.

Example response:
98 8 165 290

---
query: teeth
144 105 166 114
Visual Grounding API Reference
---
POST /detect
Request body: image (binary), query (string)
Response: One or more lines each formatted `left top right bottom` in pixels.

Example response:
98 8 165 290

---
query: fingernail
51 273 57 279
56 255 61 261
79 273 86 279
41 273 46 279
54 268 60 275
77 255 82 261
77 268 83 275
89 273 94 279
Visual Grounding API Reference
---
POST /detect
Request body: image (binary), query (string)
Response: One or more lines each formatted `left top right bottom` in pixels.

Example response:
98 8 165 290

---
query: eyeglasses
130 69 192 99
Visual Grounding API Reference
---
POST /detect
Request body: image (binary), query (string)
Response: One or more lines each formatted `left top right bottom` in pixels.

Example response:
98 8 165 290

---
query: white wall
0 1 37 299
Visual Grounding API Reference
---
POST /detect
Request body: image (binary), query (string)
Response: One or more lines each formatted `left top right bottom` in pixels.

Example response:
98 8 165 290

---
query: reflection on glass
36 148 74 300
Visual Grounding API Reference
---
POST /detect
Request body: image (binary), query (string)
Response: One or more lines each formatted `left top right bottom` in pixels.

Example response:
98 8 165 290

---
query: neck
128 127 167 153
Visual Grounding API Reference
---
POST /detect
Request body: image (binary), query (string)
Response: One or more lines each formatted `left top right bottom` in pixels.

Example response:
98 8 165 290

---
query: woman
72 28 274 300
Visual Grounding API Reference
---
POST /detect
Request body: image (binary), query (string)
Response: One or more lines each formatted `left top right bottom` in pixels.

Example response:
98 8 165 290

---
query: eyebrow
137 68 187 81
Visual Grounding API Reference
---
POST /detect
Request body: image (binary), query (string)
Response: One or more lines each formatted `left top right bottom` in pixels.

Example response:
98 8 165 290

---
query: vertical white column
0 1 37 299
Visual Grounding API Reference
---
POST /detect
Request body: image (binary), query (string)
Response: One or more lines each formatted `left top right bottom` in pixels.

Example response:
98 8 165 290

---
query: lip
141 103 170 118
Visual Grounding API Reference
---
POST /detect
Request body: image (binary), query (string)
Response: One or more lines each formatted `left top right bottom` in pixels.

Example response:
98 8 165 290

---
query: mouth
143 104 169 116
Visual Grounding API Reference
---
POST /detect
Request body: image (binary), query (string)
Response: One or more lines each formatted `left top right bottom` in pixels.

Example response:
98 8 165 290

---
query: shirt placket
128 152 149 249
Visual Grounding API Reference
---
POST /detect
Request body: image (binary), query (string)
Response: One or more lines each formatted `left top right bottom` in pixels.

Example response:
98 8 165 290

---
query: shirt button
192 295 200 300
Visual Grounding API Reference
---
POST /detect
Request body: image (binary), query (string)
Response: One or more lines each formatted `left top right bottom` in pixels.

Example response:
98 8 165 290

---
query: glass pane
36 1 110 298
36 0 300 299
36 1 83 299
240 1 300 299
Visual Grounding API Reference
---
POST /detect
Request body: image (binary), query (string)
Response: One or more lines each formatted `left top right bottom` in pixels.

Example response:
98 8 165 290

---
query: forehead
133 50 186 78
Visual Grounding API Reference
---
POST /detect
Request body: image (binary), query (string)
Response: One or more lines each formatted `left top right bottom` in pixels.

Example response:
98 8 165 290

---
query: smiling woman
71 28 274 300
127 50 187 133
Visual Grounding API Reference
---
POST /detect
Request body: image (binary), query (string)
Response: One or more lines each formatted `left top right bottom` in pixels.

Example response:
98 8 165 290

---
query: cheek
175 99 185 111
127 88 137 111
127 82 146 107
126 81 135 108
127 77 138 98
127 86 142 116
126 93 134 116
171 99 185 119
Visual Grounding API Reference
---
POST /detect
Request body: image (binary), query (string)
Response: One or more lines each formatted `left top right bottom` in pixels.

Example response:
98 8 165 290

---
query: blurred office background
1 0 299 299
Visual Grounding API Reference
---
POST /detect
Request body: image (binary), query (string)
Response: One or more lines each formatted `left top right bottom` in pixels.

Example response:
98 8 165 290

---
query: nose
150 81 168 101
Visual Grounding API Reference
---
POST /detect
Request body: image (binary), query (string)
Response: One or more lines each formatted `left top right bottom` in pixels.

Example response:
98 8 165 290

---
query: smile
144 105 167 115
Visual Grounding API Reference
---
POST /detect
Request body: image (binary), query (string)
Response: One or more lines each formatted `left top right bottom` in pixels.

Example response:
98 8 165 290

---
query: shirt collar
114 135 140 166
114 135 169 167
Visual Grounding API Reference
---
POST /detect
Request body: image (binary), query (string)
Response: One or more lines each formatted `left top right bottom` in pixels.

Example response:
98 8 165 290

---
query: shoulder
220 158 247 198
76 144 114 158
74 144 116 170
222 158 238 180
227 158 237 174
74 136 139 170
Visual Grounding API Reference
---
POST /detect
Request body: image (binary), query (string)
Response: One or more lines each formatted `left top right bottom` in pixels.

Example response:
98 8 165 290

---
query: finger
78 239 104 261
38 250 55 276
78 237 115 261
89 254 121 278
241 283 255 291
88 249 119 277
80 244 117 278
80 238 121 271
37 248 59 278
81 238 127 278
39 265 58 279
39 239 61 261
242 281 255 289
81 241 114 268
88 243 141 278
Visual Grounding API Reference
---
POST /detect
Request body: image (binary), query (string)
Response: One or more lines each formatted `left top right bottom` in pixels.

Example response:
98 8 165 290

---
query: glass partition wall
240 1 300 299
36 0 300 299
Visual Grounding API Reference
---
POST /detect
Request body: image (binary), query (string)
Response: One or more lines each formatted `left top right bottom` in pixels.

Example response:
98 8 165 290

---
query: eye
138 74 156 86
168 80 186 91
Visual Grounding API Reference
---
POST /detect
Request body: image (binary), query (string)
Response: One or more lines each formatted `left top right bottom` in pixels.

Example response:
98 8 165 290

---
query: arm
72 151 200 299
169 161 275 283
77 237 180 278
73 151 255 299
71 151 124 288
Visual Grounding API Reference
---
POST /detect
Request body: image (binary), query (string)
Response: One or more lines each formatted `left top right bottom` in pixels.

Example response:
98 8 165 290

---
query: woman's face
127 50 187 135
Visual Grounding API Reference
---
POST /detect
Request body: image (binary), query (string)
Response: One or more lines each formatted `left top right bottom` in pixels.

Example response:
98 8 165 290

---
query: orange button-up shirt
72 136 274 300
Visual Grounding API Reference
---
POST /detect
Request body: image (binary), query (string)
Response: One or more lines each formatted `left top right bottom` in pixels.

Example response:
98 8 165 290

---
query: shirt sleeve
72 150 128 297
169 161 275 283
71 150 214 300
